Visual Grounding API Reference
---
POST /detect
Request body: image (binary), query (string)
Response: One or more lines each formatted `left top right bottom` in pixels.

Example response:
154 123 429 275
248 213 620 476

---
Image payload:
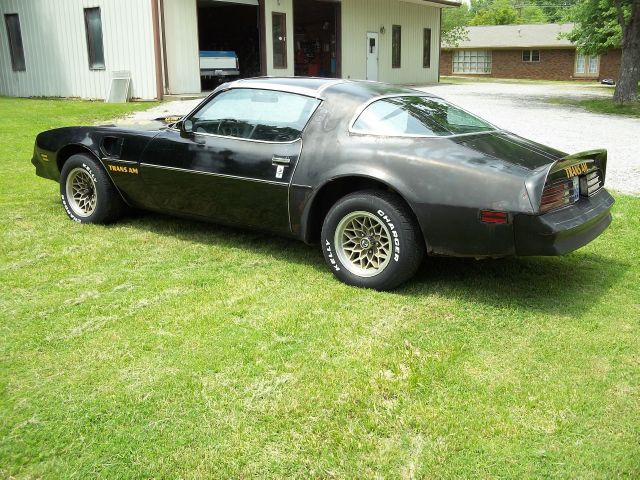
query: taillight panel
580 169 603 196
540 176 579 213
540 167 604 214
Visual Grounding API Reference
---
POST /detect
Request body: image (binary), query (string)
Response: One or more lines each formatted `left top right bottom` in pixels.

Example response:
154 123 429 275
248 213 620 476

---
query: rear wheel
60 154 124 224
321 190 424 290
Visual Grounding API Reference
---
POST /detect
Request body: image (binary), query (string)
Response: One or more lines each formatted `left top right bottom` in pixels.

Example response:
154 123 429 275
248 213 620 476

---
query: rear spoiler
525 149 607 213
547 149 607 184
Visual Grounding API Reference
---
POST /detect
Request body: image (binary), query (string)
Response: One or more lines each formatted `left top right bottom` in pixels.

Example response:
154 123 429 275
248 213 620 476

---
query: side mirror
180 119 194 138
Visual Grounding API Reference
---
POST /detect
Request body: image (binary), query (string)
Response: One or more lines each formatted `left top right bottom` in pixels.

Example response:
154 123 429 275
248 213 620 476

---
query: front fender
33 127 101 182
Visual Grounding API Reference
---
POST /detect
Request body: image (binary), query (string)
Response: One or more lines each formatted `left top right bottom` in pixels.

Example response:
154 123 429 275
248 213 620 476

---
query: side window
189 89 320 142
392 25 401 69
423 28 431 69
84 7 105 70
272 12 287 69
4 14 26 72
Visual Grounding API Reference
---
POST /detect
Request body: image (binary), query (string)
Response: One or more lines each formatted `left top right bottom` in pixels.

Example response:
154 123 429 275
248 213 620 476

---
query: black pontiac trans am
33 78 614 290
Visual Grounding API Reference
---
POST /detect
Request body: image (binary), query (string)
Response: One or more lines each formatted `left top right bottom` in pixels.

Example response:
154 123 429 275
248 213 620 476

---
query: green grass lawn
547 83 639 117
547 96 640 118
1 98 639 478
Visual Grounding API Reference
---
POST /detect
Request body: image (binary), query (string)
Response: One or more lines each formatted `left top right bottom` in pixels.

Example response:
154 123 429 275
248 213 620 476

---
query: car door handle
272 156 291 166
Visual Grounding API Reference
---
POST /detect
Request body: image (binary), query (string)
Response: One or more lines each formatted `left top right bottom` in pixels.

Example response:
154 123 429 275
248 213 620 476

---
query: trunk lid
456 131 566 171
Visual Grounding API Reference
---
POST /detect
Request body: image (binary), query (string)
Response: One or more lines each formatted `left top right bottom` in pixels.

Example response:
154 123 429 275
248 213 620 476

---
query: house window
392 25 401 69
272 12 287 69
423 28 431 68
522 50 540 62
575 53 599 75
4 14 26 71
84 7 105 70
452 50 492 74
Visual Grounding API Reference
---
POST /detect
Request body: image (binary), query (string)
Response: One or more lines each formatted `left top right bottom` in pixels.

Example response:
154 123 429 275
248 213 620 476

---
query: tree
518 4 548 23
442 3 471 47
470 0 520 25
566 0 640 103
525 0 579 23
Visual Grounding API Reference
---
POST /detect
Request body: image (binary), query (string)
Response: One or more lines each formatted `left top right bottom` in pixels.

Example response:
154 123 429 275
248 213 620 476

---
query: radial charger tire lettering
321 190 424 290
60 153 125 224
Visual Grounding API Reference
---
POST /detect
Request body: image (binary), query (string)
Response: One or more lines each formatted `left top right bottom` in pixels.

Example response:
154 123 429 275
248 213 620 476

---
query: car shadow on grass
404 253 628 316
120 212 627 316
120 212 324 268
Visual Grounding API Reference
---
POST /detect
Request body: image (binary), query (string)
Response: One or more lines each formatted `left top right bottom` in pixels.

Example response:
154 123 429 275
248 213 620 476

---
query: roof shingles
444 23 575 49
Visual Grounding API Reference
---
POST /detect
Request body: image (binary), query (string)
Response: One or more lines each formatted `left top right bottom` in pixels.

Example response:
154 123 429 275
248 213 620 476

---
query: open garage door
197 0 262 90
293 0 340 78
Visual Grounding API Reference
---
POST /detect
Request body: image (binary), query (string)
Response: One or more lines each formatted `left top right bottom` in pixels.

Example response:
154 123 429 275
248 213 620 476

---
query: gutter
423 0 463 7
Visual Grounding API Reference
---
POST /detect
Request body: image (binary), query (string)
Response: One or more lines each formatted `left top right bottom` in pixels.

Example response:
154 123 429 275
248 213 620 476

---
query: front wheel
60 153 125 224
321 190 424 290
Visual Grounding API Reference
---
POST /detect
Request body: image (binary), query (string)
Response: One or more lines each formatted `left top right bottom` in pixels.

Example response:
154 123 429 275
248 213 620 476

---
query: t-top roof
228 77 428 100
444 23 575 49
231 77 343 97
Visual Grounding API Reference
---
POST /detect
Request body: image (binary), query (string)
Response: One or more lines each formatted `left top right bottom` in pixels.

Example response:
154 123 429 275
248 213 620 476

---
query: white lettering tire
60 154 125 224
321 190 424 290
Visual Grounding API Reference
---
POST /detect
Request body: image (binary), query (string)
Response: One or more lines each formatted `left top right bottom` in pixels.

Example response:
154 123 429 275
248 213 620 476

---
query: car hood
453 131 566 171
97 116 183 132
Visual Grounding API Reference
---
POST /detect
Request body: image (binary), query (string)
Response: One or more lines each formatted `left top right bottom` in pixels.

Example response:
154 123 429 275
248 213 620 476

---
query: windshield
352 96 495 137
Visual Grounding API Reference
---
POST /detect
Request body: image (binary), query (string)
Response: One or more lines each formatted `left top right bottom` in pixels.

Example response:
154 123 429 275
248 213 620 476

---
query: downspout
438 8 442 83
151 0 164 100
160 0 169 91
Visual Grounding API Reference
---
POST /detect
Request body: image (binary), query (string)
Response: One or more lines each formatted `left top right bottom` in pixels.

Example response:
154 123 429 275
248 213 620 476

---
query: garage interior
196 0 261 90
293 0 340 78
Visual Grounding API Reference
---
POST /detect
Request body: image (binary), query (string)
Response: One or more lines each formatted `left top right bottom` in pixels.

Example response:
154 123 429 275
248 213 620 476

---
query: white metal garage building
0 0 458 100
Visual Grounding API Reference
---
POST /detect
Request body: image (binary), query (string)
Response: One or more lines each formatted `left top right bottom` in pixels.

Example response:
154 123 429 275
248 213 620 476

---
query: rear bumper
514 189 614 255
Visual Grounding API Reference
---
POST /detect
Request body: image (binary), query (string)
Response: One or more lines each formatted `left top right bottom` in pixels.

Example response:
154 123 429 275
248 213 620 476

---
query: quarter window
522 50 540 62
392 25 401 69
352 96 494 137
4 14 26 71
189 89 320 142
84 7 105 70
452 50 491 74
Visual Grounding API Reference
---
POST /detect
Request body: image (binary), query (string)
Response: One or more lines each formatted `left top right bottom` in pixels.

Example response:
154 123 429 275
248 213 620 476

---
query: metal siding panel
162 0 200 94
341 0 441 84
0 0 157 99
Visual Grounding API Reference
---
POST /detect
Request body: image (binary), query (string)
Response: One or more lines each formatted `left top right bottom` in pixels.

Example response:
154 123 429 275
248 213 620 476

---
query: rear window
352 96 494 137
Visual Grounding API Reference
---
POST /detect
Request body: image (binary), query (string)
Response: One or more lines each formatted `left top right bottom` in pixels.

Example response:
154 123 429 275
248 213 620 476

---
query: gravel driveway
130 81 639 194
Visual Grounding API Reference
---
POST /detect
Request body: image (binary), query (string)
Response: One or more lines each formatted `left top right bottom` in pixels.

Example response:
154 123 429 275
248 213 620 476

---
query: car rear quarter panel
294 88 542 257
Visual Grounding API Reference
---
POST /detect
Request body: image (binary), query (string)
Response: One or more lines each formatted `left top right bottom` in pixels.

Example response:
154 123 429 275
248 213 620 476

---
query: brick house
440 23 621 82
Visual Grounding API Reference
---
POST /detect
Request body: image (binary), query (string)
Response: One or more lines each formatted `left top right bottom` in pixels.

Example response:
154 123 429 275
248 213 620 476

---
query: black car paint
32 78 613 258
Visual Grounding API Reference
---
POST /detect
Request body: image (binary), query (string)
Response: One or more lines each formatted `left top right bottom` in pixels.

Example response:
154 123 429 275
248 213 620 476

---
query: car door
139 88 321 234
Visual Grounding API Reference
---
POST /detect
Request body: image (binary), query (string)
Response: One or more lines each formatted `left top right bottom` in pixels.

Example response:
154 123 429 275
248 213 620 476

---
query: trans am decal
564 162 589 178
107 164 138 174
